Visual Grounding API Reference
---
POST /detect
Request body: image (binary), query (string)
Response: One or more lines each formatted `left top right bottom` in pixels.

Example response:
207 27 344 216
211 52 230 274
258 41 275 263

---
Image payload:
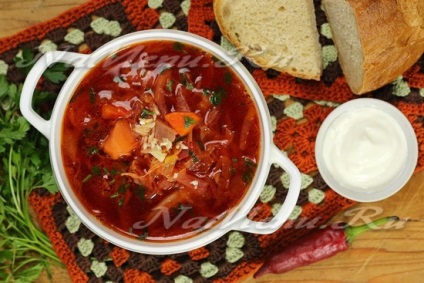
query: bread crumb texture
215 0 323 80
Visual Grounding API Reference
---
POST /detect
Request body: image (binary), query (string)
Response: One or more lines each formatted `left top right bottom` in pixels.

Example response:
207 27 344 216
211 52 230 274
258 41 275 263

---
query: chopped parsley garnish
209 88 227 106
111 185 127 199
89 88 96 104
136 185 146 202
184 116 197 128
111 183 131 207
242 157 257 184
118 183 130 194
166 79 174 92
175 203 194 216
178 204 193 211
203 88 227 106
82 174 92 183
210 95 221 106
202 88 211 96
242 171 253 184
244 157 257 169
91 166 102 176
188 150 199 163
197 141 205 151
138 229 149 240
181 73 194 90
173 41 185 51
87 147 99 155
141 108 154 118
110 192 120 199
82 166 102 183
186 83 194 91
224 71 233 85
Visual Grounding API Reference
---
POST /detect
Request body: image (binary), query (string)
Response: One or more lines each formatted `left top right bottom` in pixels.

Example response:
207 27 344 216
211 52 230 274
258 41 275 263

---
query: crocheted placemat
1 0 423 282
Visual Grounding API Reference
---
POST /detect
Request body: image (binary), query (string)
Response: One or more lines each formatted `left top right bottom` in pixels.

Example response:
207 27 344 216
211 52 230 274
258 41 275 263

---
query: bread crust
326 0 424 94
214 0 322 80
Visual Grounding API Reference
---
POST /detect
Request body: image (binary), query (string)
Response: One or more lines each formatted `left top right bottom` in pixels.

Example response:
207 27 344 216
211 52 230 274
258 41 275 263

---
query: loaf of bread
323 0 424 94
214 0 323 80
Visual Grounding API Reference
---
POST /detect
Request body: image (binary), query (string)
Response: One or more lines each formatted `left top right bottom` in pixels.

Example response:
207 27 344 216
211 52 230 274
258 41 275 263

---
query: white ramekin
20 30 301 254
315 98 418 202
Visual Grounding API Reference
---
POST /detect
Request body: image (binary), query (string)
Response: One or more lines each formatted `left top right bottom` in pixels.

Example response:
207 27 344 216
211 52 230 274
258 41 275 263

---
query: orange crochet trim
123 270 155 283
0 0 119 54
257 190 355 251
252 70 357 102
396 101 424 170
188 0 215 40
247 202 272 222
213 260 263 283
121 0 159 30
110 246 131 267
188 247 210 261
160 259 182 276
274 118 297 151
28 193 89 283
256 220 296 250
0 0 159 55
290 122 320 174
303 104 334 125
404 65 424 89
273 104 335 174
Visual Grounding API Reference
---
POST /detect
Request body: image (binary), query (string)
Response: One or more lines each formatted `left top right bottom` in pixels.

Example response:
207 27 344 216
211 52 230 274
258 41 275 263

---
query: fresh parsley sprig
0 50 65 281
14 47 70 84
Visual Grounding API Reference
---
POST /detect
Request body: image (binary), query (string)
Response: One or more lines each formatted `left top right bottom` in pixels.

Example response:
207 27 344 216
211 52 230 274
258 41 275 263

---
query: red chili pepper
254 216 398 278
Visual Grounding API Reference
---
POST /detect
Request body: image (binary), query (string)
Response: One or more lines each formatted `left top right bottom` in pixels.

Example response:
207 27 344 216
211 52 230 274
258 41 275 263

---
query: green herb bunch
0 48 69 282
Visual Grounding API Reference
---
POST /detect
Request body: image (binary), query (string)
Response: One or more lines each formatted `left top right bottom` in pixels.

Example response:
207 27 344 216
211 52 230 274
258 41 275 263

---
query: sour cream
322 107 407 191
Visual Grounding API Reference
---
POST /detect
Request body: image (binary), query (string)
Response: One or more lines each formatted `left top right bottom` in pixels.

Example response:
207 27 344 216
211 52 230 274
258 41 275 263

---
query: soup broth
61 40 261 241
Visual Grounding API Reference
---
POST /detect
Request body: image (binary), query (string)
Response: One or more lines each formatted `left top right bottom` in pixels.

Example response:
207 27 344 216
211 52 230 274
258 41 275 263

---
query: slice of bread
323 0 424 94
214 0 323 80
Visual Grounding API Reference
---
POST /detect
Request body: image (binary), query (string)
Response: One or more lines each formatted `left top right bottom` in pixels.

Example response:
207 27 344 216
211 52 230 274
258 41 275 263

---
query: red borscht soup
61 40 260 241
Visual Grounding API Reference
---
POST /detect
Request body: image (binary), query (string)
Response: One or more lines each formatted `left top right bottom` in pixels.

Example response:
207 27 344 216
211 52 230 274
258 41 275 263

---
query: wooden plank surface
0 0 87 37
1 1 424 282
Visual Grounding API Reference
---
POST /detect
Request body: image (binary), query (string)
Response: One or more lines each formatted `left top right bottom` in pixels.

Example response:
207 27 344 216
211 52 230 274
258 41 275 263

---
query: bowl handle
232 144 301 234
20 51 89 139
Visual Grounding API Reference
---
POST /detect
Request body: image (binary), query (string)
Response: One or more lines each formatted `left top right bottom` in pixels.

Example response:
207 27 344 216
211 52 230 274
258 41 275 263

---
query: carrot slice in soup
164 112 200 136
102 119 138 159
101 104 130 120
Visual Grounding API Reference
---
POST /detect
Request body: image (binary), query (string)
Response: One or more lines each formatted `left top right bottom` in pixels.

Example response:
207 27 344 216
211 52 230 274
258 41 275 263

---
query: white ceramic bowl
315 98 418 202
20 30 301 254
